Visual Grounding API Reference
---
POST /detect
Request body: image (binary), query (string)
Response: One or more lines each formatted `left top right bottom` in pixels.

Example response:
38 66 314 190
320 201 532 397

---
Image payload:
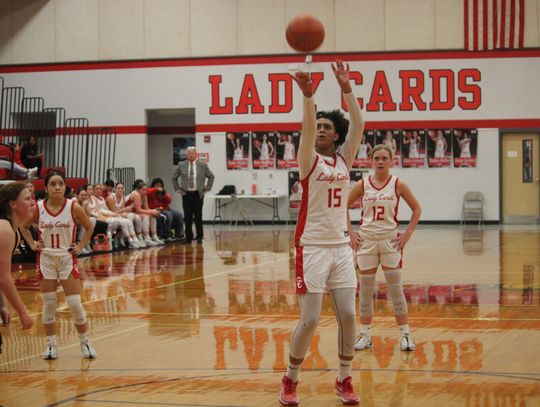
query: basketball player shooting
279 60 365 406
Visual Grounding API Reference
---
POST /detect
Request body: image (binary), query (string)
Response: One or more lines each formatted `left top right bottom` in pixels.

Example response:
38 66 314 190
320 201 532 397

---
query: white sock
399 324 410 335
338 358 353 382
78 332 89 343
286 360 301 382
46 335 57 346
360 324 371 336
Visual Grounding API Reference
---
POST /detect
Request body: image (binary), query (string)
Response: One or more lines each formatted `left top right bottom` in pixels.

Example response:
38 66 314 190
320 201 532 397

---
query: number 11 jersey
37 198 77 256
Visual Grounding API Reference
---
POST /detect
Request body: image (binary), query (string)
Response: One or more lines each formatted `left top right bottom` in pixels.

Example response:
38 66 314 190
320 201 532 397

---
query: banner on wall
173 136 195 165
353 131 374 168
251 132 276 169
288 171 302 209
276 131 300 169
375 130 401 167
425 129 452 167
226 132 249 170
401 130 426 168
453 129 478 167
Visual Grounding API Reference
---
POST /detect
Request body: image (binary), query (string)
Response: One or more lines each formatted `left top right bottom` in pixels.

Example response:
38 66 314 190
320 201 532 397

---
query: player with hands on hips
20 172 97 360
279 60 364 406
348 144 421 352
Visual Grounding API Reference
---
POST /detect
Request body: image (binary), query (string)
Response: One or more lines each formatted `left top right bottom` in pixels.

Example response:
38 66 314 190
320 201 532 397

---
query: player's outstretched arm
292 71 317 178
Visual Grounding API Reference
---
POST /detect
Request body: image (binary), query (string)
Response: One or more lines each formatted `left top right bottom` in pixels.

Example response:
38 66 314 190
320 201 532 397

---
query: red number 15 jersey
295 153 350 246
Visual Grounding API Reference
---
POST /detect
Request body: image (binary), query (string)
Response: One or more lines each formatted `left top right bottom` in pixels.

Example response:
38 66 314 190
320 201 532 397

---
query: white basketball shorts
295 245 356 294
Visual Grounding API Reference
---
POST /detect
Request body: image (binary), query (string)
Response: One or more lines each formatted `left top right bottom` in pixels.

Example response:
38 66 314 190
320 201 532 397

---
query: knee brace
42 292 57 325
359 274 376 318
66 294 87 325
383 269 408 315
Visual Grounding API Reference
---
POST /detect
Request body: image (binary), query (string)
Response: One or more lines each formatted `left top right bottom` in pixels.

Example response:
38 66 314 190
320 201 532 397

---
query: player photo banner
453 129 478 167
353 131 374 169
426 129 452 168
288 171 302 209
276 131 300 169
252 132 276 169
375 130 401 167
349 170 364 209
226 132 250 170
401 130 426 168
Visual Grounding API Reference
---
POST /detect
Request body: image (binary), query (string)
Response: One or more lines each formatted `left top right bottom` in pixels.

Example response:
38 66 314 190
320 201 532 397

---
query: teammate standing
279 60 364 406
348 144 421 352
20 172 97 360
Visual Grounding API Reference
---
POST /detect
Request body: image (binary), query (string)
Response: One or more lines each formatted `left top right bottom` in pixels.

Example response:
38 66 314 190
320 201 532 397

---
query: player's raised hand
331 60 352 94
291 71 314 98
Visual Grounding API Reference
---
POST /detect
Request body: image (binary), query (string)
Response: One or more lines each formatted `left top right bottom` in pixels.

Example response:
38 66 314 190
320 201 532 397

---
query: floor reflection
1 226 539 406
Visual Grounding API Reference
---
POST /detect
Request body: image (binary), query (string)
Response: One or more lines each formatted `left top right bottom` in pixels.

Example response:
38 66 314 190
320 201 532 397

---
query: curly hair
316 110 349 146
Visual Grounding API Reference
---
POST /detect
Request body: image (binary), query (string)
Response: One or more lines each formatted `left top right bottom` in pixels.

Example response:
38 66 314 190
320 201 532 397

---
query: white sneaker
137 237 146 248
128 239 140 249
354 334 373 350
43 344 58 360
144 237 159 247
400 333 416 351
81 341 97 359
152 236 165 245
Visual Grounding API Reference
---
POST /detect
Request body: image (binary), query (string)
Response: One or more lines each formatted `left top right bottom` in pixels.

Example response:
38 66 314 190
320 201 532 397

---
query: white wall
1 0 539 64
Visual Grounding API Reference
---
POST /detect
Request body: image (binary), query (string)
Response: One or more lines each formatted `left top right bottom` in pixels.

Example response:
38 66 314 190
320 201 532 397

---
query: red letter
399 70 426 111
366 71 397 112
236 74 265 114
429 69 455 110
458 69 481 110
341 71 364 111
268 73 293 113
309 72 325 94
209 75 233 115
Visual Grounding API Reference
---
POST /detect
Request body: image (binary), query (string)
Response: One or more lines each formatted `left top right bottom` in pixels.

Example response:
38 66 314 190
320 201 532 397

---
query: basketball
286 15 325 53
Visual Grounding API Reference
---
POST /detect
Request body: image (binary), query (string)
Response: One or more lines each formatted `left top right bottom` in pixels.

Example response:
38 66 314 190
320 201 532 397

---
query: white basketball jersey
113 194 125 211
37 198 76 256
435 138 445 157
260 142 269 159
284 143 294 160
295 153 350 246
360 176 400 236
460 141 471 157
358 143 368 158
409 140 418 157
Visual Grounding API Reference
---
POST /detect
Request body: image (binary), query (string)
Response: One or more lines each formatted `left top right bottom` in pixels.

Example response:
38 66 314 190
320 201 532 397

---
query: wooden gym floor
0 225 539 407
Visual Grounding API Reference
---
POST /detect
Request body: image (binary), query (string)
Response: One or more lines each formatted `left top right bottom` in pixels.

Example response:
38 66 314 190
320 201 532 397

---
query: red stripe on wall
518 0 525 48
509 0 516 48
483 0 489 50
4 119 540 138
1 50 539 74
473 0 479 50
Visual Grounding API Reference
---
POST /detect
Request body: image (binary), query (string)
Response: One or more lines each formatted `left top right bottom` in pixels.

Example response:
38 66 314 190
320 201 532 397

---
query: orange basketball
286 15 325 53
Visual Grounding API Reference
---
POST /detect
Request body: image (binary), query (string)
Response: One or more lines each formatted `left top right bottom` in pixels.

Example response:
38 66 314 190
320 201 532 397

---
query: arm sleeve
337 92 365 169
297 96 317 179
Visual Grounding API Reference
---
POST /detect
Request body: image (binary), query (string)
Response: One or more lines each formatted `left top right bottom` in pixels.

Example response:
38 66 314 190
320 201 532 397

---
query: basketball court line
3 231 537 371
43 368 540 407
